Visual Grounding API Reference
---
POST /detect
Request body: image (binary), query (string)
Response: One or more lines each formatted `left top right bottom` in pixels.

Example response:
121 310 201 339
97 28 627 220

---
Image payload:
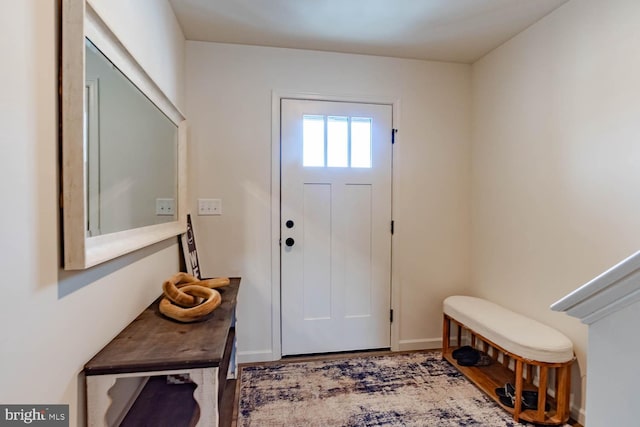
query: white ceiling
169 0 569 63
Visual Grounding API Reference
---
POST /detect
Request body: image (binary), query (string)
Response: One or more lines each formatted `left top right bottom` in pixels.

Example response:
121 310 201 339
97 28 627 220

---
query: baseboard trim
573 407 586 426
397 338 442 352
238 349 276 364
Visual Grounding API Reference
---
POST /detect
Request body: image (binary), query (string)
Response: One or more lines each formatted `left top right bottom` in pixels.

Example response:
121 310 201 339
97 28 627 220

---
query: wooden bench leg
442 315 450 355
536 366 548 422
513 360 524 421
555 364 572 423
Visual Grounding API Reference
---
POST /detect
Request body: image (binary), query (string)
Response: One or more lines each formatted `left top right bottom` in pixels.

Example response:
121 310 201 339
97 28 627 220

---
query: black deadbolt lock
286 220 294 229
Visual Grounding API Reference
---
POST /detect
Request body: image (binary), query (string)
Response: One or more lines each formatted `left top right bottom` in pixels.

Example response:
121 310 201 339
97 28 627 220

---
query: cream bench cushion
443 296 573 363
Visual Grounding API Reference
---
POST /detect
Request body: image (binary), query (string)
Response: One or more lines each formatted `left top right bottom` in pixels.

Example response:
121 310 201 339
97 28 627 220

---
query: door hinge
392 128 398 144
391 220 394 235
390 309 394 323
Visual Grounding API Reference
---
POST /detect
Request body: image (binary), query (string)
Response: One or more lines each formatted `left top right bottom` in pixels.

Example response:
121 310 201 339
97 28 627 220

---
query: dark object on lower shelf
119 375 237 427
495 383 537 400
452 345 476 359
456 349 480 366
120 376 198 427
454 347 492 367
475 351 493 366
498 392 550 411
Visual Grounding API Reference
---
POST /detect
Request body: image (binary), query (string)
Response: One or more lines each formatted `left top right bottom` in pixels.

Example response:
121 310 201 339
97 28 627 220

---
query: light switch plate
155 198 175 216
198 198 222 216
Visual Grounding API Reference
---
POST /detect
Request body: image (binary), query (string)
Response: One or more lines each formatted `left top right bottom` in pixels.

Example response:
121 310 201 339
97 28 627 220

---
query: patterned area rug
238 351 568 426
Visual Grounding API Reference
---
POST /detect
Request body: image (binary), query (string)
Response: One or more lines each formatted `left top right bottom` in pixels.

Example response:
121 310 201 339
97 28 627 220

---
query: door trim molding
270 91 401 360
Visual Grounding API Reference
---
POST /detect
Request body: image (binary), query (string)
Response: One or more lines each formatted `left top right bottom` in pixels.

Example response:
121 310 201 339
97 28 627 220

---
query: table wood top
84 278 240 375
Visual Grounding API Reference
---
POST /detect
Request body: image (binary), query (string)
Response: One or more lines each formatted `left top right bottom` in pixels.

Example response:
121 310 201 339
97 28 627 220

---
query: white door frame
270 91 402 360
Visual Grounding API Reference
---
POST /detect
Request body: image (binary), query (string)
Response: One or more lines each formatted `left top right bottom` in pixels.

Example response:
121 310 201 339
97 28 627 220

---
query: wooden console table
84 278 240 427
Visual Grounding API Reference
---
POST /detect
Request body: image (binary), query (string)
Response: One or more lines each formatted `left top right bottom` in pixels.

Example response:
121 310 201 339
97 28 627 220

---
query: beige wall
185 42 471 361
471 0 640 422
0 1 185 425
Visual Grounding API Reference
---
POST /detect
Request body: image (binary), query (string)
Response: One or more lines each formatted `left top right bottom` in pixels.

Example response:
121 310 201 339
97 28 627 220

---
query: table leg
191 367 219 427
86 375 117 427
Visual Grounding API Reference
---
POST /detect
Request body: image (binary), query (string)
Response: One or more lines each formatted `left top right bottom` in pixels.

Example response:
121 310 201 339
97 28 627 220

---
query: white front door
281 99 393 356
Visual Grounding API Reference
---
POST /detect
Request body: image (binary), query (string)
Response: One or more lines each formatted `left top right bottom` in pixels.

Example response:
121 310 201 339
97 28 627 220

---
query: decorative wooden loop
192 277 231 289
159 285 222 323
162 274 230 307
163 277 200 307
159 273 230 322
172 272 200 285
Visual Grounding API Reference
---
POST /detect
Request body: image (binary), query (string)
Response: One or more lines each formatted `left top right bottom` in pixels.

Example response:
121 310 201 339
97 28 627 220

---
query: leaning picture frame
181 214 202 279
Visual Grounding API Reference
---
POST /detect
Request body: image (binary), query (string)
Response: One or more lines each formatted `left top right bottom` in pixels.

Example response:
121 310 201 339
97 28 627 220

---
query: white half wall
588 298 640 426
471 0 640 422
0 1 185 426
552 249 640 425
185 42 471 361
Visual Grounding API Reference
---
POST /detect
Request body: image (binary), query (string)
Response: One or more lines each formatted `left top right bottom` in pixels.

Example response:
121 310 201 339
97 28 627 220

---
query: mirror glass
84 38 178 237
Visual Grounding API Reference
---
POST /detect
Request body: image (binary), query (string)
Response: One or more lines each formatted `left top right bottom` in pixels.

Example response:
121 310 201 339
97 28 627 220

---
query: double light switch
198 198 222 215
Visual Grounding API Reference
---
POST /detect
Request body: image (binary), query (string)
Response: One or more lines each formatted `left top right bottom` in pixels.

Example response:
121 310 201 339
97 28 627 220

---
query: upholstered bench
442 296 574 425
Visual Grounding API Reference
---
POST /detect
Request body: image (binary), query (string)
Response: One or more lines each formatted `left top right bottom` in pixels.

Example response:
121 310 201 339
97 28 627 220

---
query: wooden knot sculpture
159 272 230 322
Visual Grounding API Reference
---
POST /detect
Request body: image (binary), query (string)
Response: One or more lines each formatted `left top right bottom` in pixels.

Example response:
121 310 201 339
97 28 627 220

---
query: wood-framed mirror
61 0 187 270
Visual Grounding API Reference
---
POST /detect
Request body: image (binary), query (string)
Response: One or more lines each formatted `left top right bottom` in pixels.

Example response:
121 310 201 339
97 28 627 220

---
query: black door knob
286 220 294 229
285 237 295 247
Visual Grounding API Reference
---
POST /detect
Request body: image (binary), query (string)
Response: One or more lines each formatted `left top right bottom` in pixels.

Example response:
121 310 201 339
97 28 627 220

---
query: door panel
344 184 372 318
281 99 392 356
302 183 332 320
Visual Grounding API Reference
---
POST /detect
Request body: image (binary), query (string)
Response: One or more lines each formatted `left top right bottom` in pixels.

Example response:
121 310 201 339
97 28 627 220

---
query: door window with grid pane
302 115 372 168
